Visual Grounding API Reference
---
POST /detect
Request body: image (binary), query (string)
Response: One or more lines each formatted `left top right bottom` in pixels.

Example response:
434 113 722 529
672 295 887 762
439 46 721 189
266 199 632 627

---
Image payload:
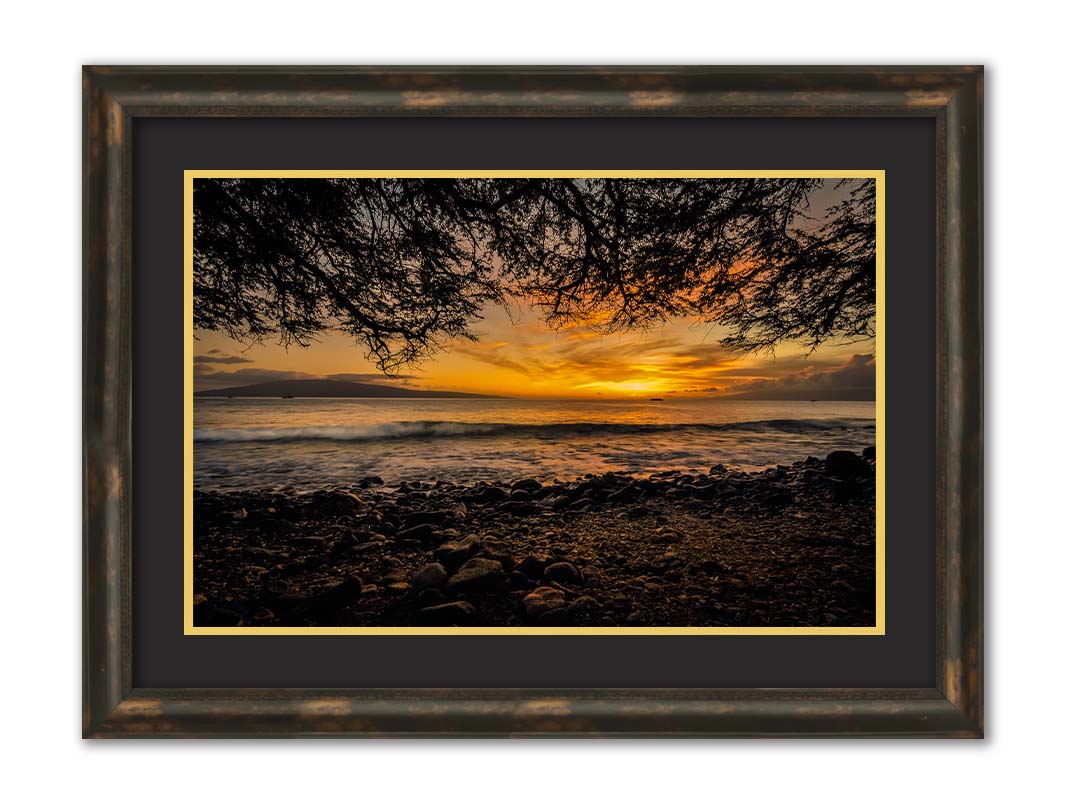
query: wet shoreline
193 448 877 628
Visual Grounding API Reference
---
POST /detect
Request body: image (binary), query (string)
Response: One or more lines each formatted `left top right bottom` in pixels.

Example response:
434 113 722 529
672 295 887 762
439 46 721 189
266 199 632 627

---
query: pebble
446 558 504 593
522 586 567 619
517 554 546 578
435 534 481 570
396 523 437 542
543 561 581 584
411 562 449 590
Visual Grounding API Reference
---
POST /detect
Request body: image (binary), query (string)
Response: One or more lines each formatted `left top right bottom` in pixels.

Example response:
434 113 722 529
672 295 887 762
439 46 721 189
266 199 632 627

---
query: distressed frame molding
83 66 983 737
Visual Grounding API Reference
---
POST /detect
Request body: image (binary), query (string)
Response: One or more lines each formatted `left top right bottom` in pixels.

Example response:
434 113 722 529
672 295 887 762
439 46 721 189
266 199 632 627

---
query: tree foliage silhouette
194 177 875 372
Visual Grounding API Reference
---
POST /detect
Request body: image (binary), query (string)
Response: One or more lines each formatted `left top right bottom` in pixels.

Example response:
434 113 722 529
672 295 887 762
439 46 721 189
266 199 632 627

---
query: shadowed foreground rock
193 450 877 628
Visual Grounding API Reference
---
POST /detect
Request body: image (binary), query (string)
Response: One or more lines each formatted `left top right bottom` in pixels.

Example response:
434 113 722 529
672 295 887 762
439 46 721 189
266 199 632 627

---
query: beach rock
472 485 509 504
507 570 532 589
512 478 542 493
447 558 504 593
825 450 871 479
351 540 384 554
577 479 605 493
396 523 437 542
653 527 681 543
358 475 384 488
411 562 449 590
717 482 740 499
523 586 567 619
416 601 475 625
570 595 603 624
478 539 515 570
416 588 447 606
606 484 640 504
544 561 581 585
435 534 481 570
582 566 603 588
319 490 364 512
517 555 546 579
498 500 539 517
402 510 448 528
829 478 862 501
862 446 876 461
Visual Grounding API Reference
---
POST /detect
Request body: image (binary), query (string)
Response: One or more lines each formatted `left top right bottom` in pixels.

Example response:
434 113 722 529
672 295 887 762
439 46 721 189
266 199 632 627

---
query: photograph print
189 172 883 633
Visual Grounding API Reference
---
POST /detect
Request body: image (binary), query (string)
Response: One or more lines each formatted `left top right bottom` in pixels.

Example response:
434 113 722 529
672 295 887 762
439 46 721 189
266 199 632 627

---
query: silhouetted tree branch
194 177 875 370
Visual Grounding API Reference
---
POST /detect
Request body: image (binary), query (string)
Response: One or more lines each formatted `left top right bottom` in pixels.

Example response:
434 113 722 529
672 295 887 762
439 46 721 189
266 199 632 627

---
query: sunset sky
194 300 875 400
193 179 877 401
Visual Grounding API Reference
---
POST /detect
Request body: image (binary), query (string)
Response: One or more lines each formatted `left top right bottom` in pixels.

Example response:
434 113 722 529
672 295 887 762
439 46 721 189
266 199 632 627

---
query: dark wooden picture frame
83 66 983 737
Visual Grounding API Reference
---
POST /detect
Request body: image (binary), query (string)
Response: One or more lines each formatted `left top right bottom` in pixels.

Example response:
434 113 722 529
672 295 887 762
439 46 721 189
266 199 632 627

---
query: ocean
193 397 876 491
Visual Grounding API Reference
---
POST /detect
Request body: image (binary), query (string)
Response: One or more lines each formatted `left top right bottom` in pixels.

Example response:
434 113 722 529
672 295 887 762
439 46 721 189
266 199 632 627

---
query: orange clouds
195 299 873 399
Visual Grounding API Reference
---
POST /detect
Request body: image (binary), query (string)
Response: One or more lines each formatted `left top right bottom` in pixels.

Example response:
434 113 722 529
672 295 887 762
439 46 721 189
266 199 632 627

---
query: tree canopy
194 177 875 372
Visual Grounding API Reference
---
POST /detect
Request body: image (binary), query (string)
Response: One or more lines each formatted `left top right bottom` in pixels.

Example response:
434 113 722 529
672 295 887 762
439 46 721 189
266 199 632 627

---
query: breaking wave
194 418 874 444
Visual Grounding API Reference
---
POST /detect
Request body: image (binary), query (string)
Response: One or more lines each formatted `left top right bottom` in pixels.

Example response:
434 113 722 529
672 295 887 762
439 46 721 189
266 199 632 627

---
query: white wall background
0 1 1060 795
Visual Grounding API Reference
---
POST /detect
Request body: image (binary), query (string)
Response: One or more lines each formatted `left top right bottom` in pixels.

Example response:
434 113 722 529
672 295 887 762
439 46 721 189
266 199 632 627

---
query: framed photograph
83 66 983 737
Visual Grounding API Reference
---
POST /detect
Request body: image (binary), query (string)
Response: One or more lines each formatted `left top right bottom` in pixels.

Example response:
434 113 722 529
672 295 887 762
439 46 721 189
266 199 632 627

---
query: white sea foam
194 417 873 444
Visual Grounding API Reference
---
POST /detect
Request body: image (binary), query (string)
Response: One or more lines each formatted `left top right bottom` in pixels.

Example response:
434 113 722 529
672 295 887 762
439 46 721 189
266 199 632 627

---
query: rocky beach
193 447 877 628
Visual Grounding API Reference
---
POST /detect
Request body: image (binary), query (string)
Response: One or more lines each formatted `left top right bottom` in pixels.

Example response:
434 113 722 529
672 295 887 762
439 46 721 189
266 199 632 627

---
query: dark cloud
720 353 875 400
194 354 254 365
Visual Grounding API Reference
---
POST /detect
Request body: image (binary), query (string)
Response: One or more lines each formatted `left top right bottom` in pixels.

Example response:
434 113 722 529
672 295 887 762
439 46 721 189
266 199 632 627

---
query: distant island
195 379 503 399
